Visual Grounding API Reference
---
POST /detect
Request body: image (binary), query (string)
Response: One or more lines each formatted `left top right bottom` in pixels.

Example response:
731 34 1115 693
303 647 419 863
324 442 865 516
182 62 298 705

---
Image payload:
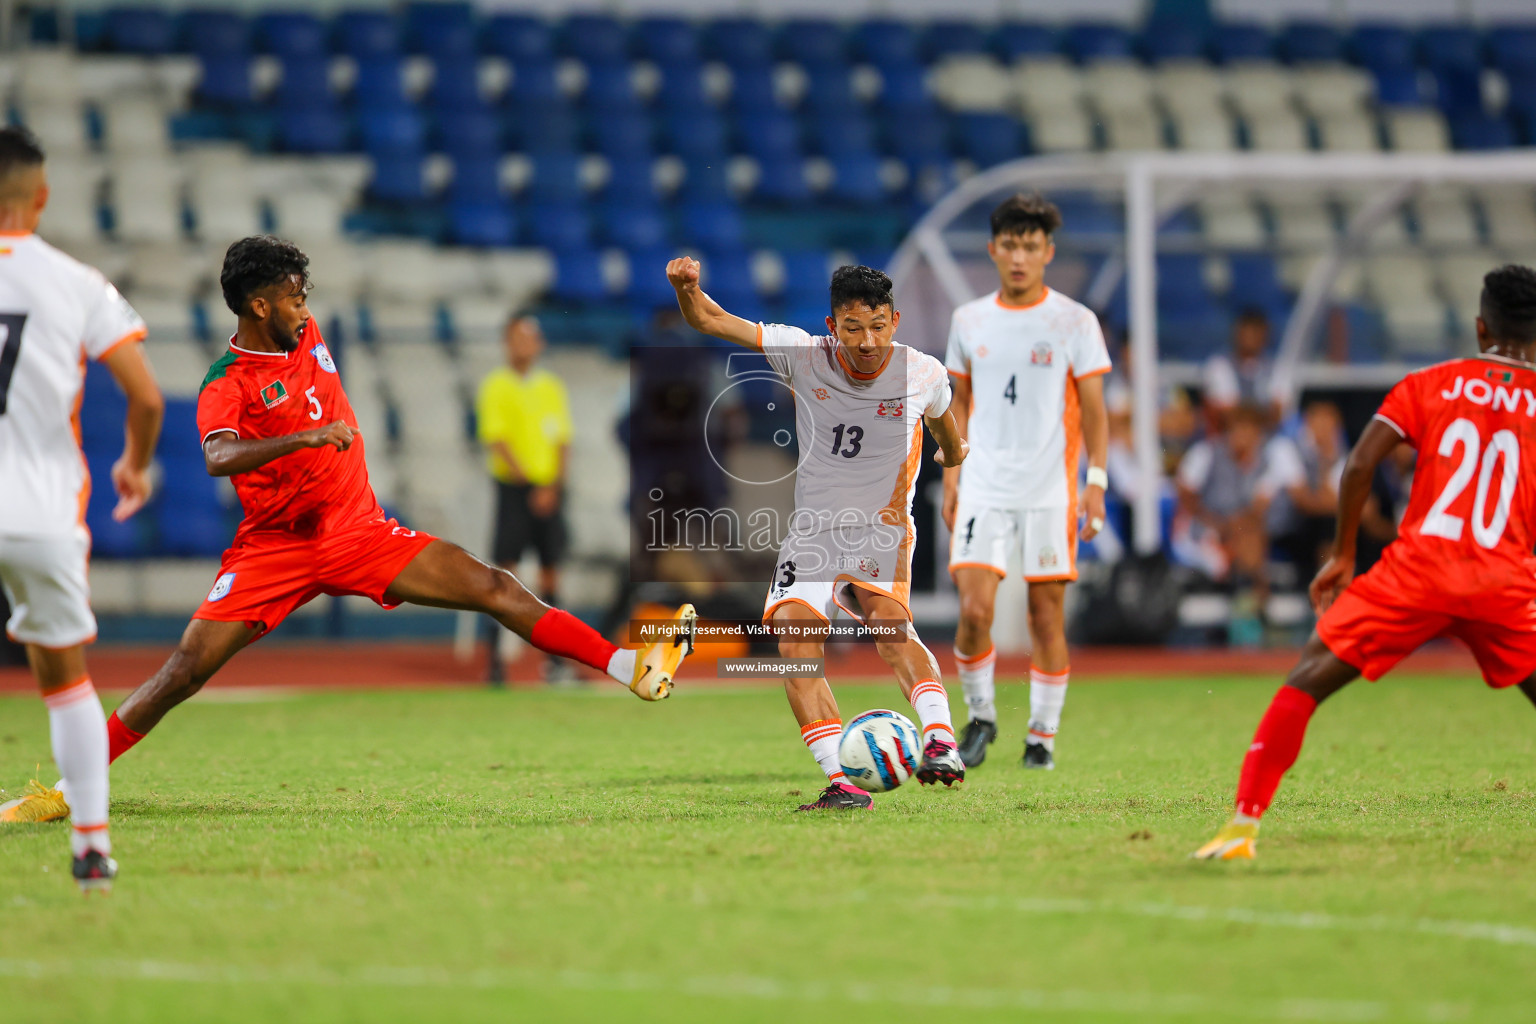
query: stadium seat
1419 24 1481 73
884 111 951 164
700 248 757 306
602 201 669 250
1415 188 1480 247
1349 23 1415 71
449 200 517 247
106 7 176 54
654 62 712 114
527 202 592 249
1141 20 1206 62
369 155 428 203
1065 24 1133 62
275 56 334 109
1479 187 1536 247
1317 112 1380 152
1451 114 1515 151
1383 108 1449 152
954 113 1024 166
336 10 400 59
754 157 813 204
1199 194 1267 247
1210 23 1271 62
354 55 410 109
931 56 1012 114
636 17 699 64
1226 253 1286 308
803 67 859 115
110 158 184 243
359 106 425 157
924 21 989 62
875 61 933 113
591 112 653 161
1264 189 1337 247
507 57 563 106
854 20 920 65
679 201 744 249
602 156 662 205
1280 22 1343 63
404 2 476 58
1294 64 1374 119
679 158 732 203
779 19 846 66
584 65 642 113
550 247 610 303
197 52 255 106
257 12 326 57
448 155 502 204
510 102 581 154
37 163 104 244
1490 26 1536 75
526 153 585 202
828 153 889 205
810 113 877 157
485 15 552 63
1371 66 1424 107
564 14 627 64
663 109 728 161
431 60 485 112
995 22 1057 61
183 10 250 55
101 96 173 156
624 245 681 307
187 149 263 243
1435 67 1483 118
439 109 502 159
738 110 802 161
728 64 781 114
706 18 774 67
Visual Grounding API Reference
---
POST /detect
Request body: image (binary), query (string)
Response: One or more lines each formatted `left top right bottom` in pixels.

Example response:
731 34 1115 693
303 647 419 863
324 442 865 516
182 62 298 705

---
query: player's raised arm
202 421 358 478
926 402 969 469
1309 418 1403 612
666 257 761 349
100 339 164 522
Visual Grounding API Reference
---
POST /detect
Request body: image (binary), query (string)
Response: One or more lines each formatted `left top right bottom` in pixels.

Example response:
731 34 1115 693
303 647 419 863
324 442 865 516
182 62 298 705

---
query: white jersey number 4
1421 417 1519 549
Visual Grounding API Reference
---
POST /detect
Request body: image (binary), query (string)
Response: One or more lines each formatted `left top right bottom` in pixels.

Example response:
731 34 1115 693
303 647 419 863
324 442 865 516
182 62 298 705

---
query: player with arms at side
2 236 695 820
0 127 164 892
1196 265 1536 860
943 194 1111 770
668 257 970 811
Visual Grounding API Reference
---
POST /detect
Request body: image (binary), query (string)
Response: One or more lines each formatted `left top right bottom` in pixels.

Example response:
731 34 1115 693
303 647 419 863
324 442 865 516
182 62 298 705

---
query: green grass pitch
4 672 1536 1023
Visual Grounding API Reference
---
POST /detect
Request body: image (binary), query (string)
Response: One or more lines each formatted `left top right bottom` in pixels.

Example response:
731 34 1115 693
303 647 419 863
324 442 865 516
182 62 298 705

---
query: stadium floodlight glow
891 150 1536 554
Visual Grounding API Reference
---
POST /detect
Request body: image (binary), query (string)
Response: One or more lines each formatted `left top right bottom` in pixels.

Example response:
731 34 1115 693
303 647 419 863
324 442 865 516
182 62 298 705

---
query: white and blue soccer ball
837 709 923 793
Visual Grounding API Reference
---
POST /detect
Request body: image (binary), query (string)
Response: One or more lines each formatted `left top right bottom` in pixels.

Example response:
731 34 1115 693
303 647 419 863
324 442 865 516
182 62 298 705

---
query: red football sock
528 608 619 672
1234 685 1318 818
106 711 145 764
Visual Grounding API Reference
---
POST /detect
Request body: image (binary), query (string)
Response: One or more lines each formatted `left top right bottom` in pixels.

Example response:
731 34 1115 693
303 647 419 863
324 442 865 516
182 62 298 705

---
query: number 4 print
305 385 322 421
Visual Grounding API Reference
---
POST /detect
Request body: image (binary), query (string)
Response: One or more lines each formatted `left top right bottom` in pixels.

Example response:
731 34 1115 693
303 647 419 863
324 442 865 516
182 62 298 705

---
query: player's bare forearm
1077 373 1109 475
926 406 968 468
203 421 358 477
1333 419 1402 561
943 375 972 493
102 340 164 470
666 256 760 348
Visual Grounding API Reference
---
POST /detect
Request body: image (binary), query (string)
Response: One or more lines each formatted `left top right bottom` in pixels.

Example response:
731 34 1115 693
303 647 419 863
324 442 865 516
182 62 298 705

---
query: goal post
890 150 1536 555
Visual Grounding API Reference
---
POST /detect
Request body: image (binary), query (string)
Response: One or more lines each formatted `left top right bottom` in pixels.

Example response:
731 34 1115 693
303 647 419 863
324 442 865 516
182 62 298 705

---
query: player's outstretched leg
385 540 694 699
772 605 870 811
1193 634 1358 861
856 590 964 788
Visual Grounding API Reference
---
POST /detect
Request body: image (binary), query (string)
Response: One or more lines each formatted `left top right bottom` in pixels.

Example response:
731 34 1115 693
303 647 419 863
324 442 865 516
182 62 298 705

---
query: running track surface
0 643 1481 693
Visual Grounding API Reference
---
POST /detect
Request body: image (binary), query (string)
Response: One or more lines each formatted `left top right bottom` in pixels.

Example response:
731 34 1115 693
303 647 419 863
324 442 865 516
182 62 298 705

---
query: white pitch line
0 957 1476 1022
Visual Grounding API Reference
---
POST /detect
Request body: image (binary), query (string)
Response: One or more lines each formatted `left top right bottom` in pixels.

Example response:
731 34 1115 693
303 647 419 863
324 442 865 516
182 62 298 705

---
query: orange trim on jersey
1074 364 1111 380
0 229 33 237
835 344 894 381
762 596 830 626
94 326 147 363
1024 571 1078 583
947 368 971 379
753 322 763 350
72 351 90 526
995 286 1050 311
948 561 1006 579
1062 370 1082 577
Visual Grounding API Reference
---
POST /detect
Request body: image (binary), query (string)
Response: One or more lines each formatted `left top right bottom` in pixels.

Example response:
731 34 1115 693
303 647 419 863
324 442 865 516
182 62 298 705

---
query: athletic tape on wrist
1086 466 1108 490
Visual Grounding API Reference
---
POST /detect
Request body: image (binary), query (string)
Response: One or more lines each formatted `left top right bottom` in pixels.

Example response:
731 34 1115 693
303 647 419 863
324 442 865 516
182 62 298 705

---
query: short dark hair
1235 306 1269 328
828 264 893 315
0 126 45 181
1480 264 1536 345
990 192 1062 239
220 235 310 316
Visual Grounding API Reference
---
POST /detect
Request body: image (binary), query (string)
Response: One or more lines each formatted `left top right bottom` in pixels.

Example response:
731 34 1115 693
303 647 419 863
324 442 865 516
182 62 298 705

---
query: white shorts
0 527 96 648
948 503 1077 582
762 524 913 624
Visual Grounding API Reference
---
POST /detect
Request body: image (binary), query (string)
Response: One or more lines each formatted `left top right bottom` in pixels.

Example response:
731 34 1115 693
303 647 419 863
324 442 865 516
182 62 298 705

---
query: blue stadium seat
430 59 484 112
507 58 562 105
1227 253 1285 308
528 202 593 248
955 113 1024 168
995 23 1056 61
257 12 326 57
527 153 585 202
353 55 408 109
510 102 580 154
439 109 500 157
663 110 728 160
182 10 250 54
1054 195 1122 236
701 248 757 306
853 20 919 65
754 156 812 203
1281 21 1343 63
624 245 681 307
1159 306 1229 362
876 61 933 113
729 64 781 114
336 9 399 58
359 106 425 157
1210 23 1270 62
1490 26 1536 75
448 155 502 203
1451 114 1515 150
1348 23 1413 70
1141 19 1206 62
592 112 654 161
369 155 427 202
1419 24 1482 73
404 2 475 58
603 157 661 204
1373 67 1424 107
1509 70 1536 120
279 107 349 152
1066 23 1133 62
276 56 332 108
1435 67 1483 116
884 111 950 164
803 67 859 114
829 153 887 205
923 21 989 61
654 62 712 113
449 200 517 247
705 18 773 67
87 458 150 557
778 250 829 304
738 110 802 161
106 7 176 54
779 20 846 65
197 52 254 106
550 247 609 303
602 201 668 249
679 201 744 249
810 112 877 157
584 65 642 112
564 14 627 64
485 14 552 63
680 159 732 203
636 17 698 63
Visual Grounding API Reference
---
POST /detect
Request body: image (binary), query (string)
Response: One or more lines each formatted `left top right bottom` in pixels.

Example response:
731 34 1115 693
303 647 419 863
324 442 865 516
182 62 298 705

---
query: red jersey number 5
1421 417 1519 549
305 385 322 421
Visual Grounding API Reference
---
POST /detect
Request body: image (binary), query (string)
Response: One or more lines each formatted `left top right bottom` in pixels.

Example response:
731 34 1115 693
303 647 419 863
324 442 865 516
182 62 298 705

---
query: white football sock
45 677 110 856
1028 666 1069 752
800 718 845 782
908 679 954 742
955 645 997 723
605 648 637 684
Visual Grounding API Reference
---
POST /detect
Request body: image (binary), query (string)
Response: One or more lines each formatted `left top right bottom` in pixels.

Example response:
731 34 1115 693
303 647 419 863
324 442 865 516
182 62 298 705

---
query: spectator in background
1203 307 1294 428
476 316 572 683
1271 400 1348 579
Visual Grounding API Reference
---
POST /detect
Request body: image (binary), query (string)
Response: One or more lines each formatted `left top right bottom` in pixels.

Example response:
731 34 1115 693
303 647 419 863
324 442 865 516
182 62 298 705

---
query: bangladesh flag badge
261 379 289 408
1488 368 1515 383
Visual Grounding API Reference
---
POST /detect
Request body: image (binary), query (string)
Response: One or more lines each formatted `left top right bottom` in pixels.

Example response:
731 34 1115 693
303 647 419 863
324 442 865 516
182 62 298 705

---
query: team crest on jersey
208 572 236 602
1038 545 1058 569
876 399 904 418
812 387 830 400
976 345 989 357
311 342 337 374
1030 343 1053 367
260 380 289 409
858 556 880 578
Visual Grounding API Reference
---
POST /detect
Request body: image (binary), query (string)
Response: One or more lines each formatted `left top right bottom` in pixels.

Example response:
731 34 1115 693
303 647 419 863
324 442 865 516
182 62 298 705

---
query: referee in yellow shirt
476 316 572 681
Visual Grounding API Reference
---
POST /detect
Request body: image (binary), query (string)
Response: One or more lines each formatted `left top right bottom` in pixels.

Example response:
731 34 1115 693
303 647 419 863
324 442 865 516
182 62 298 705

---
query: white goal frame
890 150 1536 555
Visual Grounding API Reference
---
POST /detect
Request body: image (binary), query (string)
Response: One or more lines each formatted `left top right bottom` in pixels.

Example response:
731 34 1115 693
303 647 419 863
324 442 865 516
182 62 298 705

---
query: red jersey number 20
1421 417 1519 549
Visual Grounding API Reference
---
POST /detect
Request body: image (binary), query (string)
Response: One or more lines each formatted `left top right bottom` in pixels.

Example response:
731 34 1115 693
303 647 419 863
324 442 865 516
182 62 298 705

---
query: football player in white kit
0 127 163 891
666 257 970 810
942 194 1110 771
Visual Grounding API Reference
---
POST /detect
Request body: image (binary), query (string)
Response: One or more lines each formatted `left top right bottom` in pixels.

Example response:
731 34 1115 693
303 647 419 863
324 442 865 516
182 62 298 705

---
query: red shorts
1318 567 1536 689
194 517 436 638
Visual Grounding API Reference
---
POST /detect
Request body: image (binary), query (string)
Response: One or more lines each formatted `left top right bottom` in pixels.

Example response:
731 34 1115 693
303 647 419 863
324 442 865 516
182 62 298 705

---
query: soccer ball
837 709 922 793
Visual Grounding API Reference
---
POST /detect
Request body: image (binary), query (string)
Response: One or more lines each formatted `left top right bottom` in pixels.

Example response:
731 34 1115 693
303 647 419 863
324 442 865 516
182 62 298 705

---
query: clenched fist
666 257 701 291
308 420 359 451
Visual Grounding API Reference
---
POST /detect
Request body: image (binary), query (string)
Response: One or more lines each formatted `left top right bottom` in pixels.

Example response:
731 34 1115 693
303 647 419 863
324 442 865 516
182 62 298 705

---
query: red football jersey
196 321 381 547
1371 354 1536 613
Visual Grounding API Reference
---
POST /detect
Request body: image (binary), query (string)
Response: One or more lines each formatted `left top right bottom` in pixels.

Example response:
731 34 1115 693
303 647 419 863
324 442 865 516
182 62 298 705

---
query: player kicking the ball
1196 264 1536 860
3 236 694 822
667 257 969 811
943 194 1110 771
